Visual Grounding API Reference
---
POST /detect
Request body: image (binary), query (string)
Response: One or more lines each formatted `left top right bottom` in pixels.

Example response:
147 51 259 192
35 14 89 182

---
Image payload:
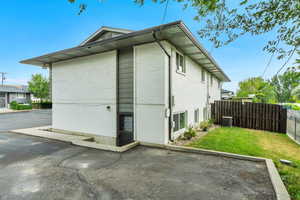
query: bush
208 118 215 125
183 126 196 140
200 121 210 131
10 101 32 110
9 101 18 110
285 104 300 111
200 119 214 131
32 102 52 109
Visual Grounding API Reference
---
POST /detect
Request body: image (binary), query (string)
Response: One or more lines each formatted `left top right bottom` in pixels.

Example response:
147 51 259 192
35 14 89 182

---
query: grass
188 127 300 200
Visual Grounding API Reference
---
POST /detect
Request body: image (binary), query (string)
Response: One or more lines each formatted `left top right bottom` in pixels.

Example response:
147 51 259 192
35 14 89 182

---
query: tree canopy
28 74 49 102
236 68 300 103
68 0 300 59
236 77 275 103
270 67 300 103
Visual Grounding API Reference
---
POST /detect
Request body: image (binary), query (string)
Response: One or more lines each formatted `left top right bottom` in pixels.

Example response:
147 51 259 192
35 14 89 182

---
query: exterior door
117 48 134 146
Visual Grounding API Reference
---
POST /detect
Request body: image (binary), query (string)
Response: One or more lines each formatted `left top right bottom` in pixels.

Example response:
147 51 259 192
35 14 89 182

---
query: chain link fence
287 109 300 144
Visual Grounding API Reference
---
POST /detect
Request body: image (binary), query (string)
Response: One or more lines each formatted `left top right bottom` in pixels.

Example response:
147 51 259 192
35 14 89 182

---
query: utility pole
0 72 7 85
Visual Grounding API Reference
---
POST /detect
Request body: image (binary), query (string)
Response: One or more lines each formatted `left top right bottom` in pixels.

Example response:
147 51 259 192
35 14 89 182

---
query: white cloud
4 78 29 85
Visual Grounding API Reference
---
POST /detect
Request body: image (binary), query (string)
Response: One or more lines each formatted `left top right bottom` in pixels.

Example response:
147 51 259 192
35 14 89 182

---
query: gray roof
0 85 30 93
80 26 134 46
20 21 230 82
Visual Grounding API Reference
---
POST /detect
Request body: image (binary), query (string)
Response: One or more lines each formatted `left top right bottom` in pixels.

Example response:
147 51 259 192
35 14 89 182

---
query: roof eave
177 22 230 82
20 20 230 82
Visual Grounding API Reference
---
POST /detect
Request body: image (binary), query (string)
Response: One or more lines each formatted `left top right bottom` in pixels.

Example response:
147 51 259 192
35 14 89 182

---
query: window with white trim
210 75 213 86
194 109 199 123
176 52 185 73
173 111 187 132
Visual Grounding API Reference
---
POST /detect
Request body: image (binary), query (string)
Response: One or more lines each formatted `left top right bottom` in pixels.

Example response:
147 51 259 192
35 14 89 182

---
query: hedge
32 102 52 109
10 101 32 110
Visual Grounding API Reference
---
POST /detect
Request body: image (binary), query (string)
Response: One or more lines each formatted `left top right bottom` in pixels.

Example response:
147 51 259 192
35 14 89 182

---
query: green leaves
28 74 49 101
66 0 299 58
236 77 276 103
236 67 300 103
270 67 300 103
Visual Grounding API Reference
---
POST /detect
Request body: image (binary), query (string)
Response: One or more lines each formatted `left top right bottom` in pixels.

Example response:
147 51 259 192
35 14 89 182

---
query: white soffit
20 21 230 82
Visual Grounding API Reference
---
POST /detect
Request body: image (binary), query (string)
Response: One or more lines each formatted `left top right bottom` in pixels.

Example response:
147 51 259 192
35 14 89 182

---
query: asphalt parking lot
0 110 276 200
0 109 51 132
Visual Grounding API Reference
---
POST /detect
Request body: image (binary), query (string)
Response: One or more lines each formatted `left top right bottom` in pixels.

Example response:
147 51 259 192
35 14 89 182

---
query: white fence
287 109 300 145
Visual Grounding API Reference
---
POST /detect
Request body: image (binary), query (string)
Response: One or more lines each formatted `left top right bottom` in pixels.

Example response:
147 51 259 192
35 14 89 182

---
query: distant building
0 85 31 108
221 89 234 100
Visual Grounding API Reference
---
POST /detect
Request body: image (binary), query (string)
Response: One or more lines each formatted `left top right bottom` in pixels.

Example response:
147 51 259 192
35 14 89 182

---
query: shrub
200 121 210 131
10 101 32 110
32 101 52 109
9 101 18 110
16 104 32 110
208 118 215 125
286 104 300 111
183 126 196 140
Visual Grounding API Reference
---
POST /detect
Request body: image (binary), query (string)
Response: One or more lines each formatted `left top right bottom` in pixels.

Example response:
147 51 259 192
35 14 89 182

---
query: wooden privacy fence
211 101 287 133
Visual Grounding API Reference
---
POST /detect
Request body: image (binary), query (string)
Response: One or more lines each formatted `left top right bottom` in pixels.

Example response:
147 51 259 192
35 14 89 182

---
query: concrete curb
141 143 291 200
72 140 140 152
0 110 32 115
265 159 291 200
10 127 139 153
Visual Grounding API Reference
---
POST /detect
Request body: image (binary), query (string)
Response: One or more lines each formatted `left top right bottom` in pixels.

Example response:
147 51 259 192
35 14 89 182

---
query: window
173 111 187 132
194 109 199 123
173 114 179 131
203 107 207 121
201 70 205 82
210 75 213 86
176 52 185 73
172 96 175 107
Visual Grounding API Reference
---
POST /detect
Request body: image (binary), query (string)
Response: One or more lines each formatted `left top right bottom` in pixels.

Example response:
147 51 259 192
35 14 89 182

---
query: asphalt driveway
0 110 276 200
0 109 51 132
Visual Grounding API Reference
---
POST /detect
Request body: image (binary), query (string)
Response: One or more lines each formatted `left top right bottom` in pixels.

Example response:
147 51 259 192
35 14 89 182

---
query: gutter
152 31 173 142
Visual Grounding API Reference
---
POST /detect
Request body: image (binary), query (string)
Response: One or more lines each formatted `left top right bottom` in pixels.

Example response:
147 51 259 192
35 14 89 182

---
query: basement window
173 111 187 132
176 52 185 74
194 109 199 123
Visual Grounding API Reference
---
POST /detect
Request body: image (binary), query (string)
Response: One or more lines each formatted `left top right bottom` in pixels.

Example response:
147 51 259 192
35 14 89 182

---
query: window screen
173 111 187 132
176 52 185 73
194 109 199 123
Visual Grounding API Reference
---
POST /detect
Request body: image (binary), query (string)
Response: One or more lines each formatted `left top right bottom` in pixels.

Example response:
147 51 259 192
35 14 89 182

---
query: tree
28 74 49 102
292 85 300 101
269 67 300 103
68 0 300 59
236 77 275 103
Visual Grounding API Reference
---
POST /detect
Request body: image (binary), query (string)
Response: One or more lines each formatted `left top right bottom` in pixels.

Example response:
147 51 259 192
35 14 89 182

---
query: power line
261 51 275 78
261 42 279 78
161 0 170 24
275 47 297 76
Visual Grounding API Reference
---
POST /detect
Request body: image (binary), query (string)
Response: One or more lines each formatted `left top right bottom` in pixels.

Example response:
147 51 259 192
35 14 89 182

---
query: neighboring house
0 85 31 108
21 21 230 146
221 89 234 100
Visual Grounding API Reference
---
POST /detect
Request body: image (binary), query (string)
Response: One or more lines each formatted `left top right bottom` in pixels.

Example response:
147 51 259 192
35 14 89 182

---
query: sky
0 0 297 92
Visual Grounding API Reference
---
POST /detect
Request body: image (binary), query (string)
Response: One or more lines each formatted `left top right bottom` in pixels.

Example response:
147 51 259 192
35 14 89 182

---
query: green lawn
188 127 300 200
